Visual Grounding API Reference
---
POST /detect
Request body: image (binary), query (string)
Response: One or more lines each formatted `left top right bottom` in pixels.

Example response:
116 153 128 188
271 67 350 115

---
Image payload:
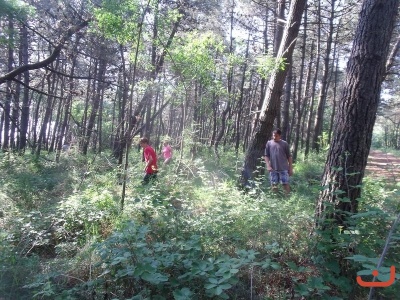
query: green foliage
79 221 262 299
312 171 400 299
92 0 141 44
0 231 40 300
0 0 34 19
0 153 70 209
171 31 225 87
2 148 400 299
255 54 286 79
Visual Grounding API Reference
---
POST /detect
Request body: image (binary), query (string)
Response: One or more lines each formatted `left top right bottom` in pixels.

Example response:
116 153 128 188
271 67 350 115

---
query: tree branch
0 19 90 85
11 77 64 99
384 34 400 79
44 66 120 88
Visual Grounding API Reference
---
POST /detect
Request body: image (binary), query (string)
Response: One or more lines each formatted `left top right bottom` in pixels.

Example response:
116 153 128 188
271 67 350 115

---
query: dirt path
366 150 400 183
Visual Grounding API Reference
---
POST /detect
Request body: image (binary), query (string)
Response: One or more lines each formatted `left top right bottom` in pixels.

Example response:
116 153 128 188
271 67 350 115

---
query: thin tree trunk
312 0 336 152
291 4 308 161
304 40 317 157
11 73 20 150
31 86 44 152
82 58 106 155
80 58 95 152
214 2 235 159
49 78 64 153
252 5 270 135
235 32 251 154
328 55 340 143
35 64 59 157
3 17 14 151
281 65 292 143
19 23 29 151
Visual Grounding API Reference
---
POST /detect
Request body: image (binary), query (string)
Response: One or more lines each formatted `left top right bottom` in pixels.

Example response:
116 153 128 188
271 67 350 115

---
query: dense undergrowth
0 147 399 299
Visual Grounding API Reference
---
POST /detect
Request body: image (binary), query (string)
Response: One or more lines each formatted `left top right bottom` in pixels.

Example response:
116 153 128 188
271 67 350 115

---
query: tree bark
316 0 399 227
19 23 30 151
2 16 14 151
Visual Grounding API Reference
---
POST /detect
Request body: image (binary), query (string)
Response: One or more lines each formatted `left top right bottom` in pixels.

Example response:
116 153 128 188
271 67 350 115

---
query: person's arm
264 155 273 172
285 142 293 176
264 142 273 171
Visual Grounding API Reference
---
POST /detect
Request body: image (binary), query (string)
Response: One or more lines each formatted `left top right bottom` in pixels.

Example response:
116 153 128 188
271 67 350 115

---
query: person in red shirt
139 137 158 185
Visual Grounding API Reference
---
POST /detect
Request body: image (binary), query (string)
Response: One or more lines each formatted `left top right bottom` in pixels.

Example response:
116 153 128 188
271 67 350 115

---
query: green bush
69 221 279 299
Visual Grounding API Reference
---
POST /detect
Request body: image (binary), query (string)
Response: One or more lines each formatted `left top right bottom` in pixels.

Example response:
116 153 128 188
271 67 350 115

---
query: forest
1 0 400 299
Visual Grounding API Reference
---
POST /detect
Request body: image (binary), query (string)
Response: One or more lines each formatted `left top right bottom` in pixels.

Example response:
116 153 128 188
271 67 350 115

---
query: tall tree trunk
289 73 297 141
191 82 200 158
328 55 340 143
55 35 81 161
97 83 105 153
82 58 106 155
80 58 95 151
252 4 270 136
3 16 14 151
281 65 292 143
11 73 20 150
31 86 44 152
210 93 218 147
214 2 235 158
242 0 307 182
113 46 129 164
0 110 3 148
18 25 31 151
312 0 336 152
304 40 317 157
235 32 251 154
301 40 319 154
327 26 341 144
48 78 64 153
35 64 59 157
291 4 308 162
316 0 399 227
273 0 286 129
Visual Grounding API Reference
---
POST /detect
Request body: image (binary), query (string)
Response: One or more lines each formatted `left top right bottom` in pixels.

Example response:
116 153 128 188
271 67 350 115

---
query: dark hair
139 137 149 144
272 129 282 135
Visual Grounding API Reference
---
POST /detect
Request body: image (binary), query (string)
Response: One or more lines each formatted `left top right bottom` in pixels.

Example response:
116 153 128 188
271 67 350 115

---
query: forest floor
366 149 400 183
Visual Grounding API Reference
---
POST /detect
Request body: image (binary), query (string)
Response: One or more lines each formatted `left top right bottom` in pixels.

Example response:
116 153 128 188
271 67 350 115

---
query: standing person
264 129 293 195
161 140 172 165
139 137 158 185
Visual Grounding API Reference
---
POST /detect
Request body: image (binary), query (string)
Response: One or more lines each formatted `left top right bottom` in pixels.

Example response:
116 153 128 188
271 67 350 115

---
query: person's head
139 137 149 148
272 129 282 141
163 140 169 146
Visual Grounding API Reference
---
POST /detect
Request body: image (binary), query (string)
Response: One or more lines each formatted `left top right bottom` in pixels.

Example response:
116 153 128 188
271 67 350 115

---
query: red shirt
143 145 158 174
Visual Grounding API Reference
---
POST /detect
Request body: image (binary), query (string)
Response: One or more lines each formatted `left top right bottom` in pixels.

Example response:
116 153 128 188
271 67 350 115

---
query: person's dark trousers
142 173 157 185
